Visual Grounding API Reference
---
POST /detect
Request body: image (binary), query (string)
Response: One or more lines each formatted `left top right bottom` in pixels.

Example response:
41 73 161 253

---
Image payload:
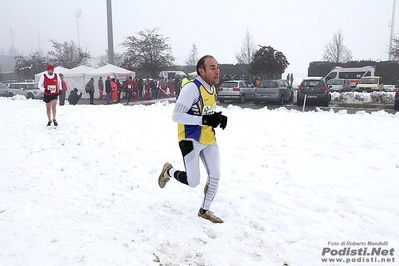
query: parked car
354 76 383 92
394 89 399 111
0 82 9 97
8 82 44 99
254 79 294 105
297 77 331 107
217 80 255 103
327 79 351 92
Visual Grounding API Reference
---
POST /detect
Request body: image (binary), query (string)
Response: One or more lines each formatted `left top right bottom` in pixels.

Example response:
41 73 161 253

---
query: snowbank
330 91 396 104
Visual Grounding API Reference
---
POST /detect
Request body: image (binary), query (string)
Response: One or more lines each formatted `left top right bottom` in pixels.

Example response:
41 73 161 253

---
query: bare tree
120 27 175 77
235 29 256 64
185 44 198 67
98 50 123 67
48 40 91 68
14 52 47 80
388 36 399 60
322 30 352 63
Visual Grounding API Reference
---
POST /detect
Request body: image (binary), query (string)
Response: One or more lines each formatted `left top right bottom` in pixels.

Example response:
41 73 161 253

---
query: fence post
302 95 307 112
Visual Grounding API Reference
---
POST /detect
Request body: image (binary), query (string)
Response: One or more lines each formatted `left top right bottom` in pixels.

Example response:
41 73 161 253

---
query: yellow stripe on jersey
178 79 217 145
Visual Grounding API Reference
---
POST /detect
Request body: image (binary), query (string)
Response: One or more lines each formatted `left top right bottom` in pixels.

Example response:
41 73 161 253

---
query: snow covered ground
1 96 398 266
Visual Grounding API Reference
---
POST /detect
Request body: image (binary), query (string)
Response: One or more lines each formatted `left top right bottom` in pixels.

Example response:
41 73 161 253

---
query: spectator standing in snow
116 79 123 103
150 78 158 99
58 73 68 106
98 77 104 101
167 77 174 95
85 78 95 105
105 76 112 104
181 75 190 88
144 78 151 100
174 75 181 97
137 76 144 100
111 78 118 103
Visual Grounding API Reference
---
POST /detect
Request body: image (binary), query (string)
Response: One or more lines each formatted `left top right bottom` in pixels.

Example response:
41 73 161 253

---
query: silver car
327 79 351 92
254 79 294 105
0 82 9 97
217 80 255 103
8 82 44 99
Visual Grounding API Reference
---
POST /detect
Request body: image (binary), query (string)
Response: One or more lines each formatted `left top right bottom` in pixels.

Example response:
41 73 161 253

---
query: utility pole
106 0 114 64
37 31 43 57
9 28 17 56
75 9 82 48
389 0 396 61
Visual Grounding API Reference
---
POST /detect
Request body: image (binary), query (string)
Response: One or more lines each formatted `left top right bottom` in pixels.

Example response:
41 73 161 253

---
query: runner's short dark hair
196 55 214 75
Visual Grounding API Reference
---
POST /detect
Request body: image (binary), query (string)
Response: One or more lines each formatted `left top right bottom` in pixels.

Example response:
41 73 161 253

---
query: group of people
89 76 184 105
286 73 294 85
38 55 227 224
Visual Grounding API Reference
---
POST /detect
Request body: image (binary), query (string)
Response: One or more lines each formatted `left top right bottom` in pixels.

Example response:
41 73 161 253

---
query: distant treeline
308 60 399 85
132 64 254 80
131 60 399 85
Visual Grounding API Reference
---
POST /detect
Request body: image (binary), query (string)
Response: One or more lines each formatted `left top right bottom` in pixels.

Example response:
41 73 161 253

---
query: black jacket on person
68 90 82 105
137 78 144 90
105 80 111 93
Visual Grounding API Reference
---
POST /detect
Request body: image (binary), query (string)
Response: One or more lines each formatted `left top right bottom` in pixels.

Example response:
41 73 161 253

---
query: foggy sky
0 0 396 79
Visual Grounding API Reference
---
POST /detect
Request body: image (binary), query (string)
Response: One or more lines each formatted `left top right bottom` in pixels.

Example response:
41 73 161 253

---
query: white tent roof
86 64 132 75
34 67 78 82
85 64 135 82
188 71 198 78
70 65 95 73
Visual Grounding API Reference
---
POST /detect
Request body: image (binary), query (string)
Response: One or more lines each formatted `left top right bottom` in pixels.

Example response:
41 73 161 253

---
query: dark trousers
88 91 94 104
126 90 132 103
59 90 66 105
117 90 122 103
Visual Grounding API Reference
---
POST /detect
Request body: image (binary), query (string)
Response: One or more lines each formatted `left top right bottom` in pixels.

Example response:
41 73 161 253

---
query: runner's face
47 69 54 75
200 57 219 86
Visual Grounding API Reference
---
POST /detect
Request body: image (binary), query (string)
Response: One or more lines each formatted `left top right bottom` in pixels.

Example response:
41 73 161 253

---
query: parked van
324 66 375 88
159 71 187 80
354 76 383 92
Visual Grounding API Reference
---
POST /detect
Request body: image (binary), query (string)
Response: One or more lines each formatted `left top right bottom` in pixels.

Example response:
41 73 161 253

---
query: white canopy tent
34 66 75 82
68 66 95 98
70 65 95 74
85 64 135 98
187 71 198 79
34 67 85 98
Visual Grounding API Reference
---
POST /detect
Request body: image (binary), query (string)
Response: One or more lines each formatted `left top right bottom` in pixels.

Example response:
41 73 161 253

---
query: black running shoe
47 121 52 126
53 120 58 126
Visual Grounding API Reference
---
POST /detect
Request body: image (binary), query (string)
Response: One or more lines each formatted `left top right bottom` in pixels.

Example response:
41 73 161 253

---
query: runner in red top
38 64 62 126
132 77 138 101
144 78 151 100
167 78 174 95
125 76 134 104
160 77 166 98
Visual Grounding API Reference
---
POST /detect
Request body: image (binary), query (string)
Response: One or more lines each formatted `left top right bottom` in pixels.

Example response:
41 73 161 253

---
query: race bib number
202 104 216 115
47 85 56 92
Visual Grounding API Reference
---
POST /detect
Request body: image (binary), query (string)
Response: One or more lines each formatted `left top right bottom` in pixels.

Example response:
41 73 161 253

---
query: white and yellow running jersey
178 79 217 145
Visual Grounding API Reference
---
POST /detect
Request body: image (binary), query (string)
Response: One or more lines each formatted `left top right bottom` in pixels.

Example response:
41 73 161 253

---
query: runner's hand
202 112 223 128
